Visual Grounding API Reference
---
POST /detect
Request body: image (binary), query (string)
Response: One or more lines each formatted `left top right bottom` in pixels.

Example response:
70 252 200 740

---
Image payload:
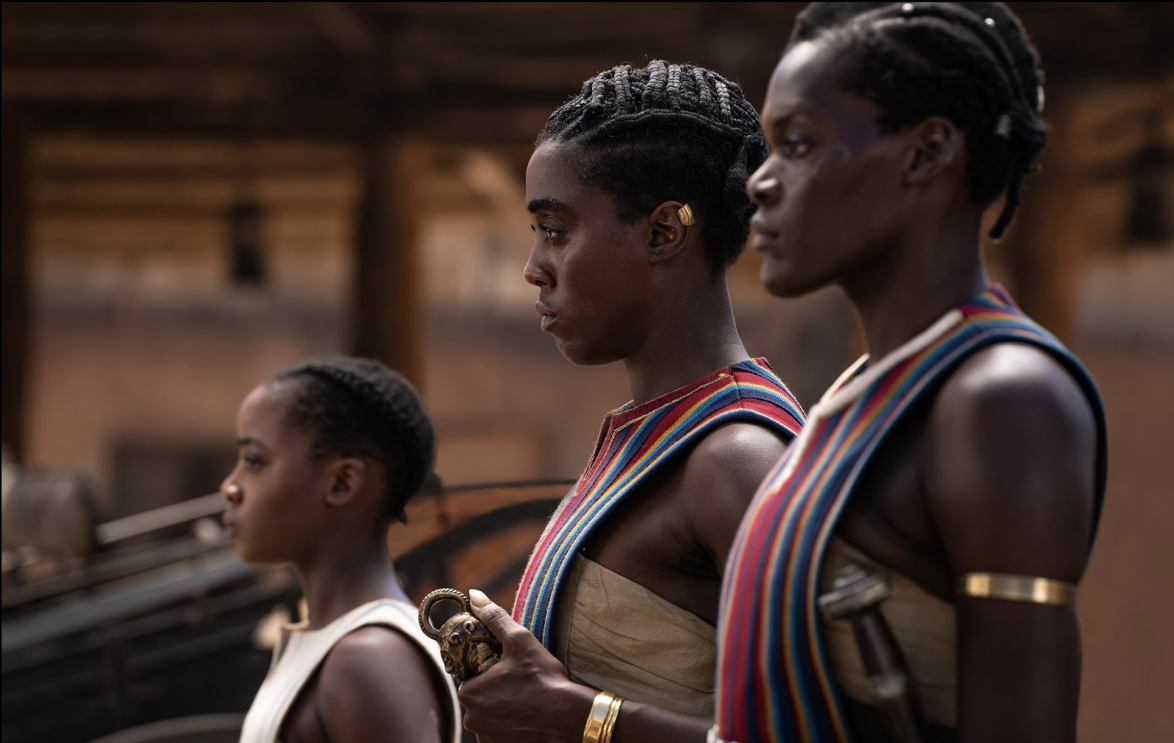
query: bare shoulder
926 343 1098 580
683 421 790 491
322 624 429 679
318 625 446 743
680 421 791 566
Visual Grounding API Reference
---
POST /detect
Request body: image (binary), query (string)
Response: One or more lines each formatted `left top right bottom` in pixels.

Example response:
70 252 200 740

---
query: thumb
468 588 527 647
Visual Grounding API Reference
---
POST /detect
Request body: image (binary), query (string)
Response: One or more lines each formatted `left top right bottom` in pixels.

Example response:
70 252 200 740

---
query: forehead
764 39 860 123
524 140 623 216
525 141 580 199
238 383 293 436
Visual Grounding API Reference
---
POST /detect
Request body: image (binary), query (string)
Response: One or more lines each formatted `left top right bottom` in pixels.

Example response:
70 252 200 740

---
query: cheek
809 144 852 182
240 468 313 541
796 155 890 253
561 236 641 321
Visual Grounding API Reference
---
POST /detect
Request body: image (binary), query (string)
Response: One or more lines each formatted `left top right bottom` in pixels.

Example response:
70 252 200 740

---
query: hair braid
614 64 634 111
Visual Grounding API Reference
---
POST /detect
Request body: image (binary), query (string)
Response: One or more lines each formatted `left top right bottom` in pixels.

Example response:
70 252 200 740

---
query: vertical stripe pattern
514 358 806 650
715 286 1108 742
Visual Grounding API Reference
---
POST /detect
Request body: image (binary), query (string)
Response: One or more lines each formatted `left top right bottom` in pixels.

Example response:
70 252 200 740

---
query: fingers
468 588 529 647
467 590 512 632
469 588 492 608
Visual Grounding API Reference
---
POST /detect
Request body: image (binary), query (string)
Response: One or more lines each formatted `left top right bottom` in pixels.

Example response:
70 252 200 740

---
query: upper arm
926 344 1098 742
681 421 790 571
317 626 447 743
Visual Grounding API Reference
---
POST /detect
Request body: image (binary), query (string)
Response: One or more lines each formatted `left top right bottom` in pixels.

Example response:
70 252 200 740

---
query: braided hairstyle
539 60 767 274
792 2 1047 239
271 357 435 528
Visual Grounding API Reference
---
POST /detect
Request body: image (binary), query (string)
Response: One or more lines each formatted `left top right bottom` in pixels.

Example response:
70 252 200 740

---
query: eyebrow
527 197 572 215
765 111 800 130
236 437 267 448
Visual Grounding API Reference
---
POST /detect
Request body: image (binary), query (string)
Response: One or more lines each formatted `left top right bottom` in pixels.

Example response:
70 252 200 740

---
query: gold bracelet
583 691 617 743
957 572 1076 607
600 693 624 743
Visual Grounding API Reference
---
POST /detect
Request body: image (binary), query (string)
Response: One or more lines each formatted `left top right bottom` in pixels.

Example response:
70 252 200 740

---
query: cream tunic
552 554 717 716
819 537 958 727
238 598 460 743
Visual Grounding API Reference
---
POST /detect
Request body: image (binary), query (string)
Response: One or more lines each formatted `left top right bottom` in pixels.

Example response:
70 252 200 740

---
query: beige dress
552 554 717 716
238 598 460 743
819 537 959 727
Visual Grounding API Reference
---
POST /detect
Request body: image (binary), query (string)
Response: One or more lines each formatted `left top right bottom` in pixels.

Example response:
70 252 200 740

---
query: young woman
456 61 806 743
715 4 1108 742
223 357 459 743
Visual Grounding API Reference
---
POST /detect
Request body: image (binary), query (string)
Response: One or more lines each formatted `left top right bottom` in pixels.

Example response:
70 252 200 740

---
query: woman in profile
222 357 459 743
716 4 1107 742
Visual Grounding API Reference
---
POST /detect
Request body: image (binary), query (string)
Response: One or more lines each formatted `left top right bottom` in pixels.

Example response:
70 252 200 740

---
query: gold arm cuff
583 691 618 743
957 572 1076 607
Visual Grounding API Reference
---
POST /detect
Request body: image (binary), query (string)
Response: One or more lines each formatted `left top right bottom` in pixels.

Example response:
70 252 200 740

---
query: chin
761 260 826 299
233 541 275 567
555 336 624 367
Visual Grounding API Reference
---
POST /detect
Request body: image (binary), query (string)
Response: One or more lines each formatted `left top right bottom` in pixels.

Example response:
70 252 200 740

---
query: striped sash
513 358 806 650
715 286 1107 743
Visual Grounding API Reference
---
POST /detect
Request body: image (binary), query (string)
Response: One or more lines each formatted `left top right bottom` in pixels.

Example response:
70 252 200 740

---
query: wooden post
1002 97 1084 343
350 136 424 389
1 111 30 461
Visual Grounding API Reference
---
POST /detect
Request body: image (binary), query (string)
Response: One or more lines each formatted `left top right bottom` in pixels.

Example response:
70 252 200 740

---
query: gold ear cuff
678 204 696 226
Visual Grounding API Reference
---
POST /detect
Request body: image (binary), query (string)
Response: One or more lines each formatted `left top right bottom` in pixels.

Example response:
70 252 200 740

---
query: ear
324 457 368 508
903 117 963 188
645 201 692 265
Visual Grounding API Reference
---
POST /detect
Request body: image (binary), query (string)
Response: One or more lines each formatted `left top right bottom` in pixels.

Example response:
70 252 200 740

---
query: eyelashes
531 224 562 242
781 135 813 158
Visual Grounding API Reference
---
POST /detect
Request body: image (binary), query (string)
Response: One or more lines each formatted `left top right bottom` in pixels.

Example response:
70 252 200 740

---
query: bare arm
459 422 789 743
926 344 1097 743
318 626 447 743
688 421 790 574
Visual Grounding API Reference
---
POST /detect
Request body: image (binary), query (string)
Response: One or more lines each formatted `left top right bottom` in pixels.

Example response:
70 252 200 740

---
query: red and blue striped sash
513 358 806 650
715 286 1107 742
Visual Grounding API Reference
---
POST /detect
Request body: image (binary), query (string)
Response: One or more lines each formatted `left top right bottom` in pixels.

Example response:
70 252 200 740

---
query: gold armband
582 690 624 743
957 572 1076 607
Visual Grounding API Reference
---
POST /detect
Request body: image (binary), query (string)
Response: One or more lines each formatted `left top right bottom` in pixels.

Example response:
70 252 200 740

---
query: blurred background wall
2 3 1171 741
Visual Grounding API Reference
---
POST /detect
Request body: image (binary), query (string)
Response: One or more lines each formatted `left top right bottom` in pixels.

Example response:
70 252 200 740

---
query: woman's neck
623 277 749 405
842 215 989 362
294 535 407 630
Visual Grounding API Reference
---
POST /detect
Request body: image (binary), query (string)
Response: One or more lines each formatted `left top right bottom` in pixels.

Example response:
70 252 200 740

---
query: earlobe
325 458 367 507
905 117 962 187
646 201 691 264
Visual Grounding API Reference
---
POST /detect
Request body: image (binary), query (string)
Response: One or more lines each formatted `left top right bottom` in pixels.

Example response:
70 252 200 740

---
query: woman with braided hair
715 3 1107 742
223 357 460 743
457 61 806 743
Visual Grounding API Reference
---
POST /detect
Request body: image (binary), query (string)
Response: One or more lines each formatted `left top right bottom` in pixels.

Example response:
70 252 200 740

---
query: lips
749 214 783 253
752 230 782 251
222 511 240 538
535 301 558 331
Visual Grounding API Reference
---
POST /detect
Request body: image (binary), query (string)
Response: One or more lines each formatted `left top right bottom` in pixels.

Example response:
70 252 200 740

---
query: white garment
238 598 460 743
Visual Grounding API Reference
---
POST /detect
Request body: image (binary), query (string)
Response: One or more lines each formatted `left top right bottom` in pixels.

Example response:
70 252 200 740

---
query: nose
746 161 781 207
221 479 243 506
522 243 554 289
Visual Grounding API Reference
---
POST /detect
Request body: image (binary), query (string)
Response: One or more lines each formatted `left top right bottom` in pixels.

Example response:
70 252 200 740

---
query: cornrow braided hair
792 2 1047 239
539 60 768 273
271 357 436 528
